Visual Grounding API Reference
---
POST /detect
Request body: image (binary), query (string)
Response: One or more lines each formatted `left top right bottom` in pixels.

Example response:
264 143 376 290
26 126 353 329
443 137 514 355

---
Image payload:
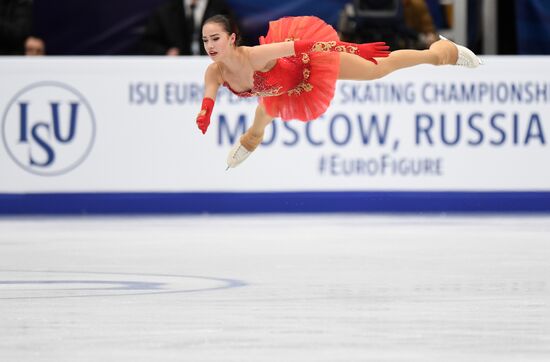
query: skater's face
202 22 236 60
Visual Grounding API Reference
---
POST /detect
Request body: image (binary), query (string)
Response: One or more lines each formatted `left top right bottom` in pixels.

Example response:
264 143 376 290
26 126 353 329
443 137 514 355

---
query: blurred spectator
338 0 437 50
24 35 45 55
139 0 235 56
0 0 45 55
403 0 438 48
0 0 31 54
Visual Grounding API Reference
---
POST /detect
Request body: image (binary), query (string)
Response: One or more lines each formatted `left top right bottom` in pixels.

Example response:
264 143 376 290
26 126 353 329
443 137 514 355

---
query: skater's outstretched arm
196 63 221 134
247 42 296 70
294 40 390 64
247 39 390 71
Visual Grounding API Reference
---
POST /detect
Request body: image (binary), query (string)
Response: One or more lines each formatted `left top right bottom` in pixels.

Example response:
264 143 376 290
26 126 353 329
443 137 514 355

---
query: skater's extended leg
338 38 463 81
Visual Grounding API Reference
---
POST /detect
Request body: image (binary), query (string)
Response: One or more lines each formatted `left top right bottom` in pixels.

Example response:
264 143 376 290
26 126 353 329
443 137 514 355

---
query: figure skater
195 15 481 168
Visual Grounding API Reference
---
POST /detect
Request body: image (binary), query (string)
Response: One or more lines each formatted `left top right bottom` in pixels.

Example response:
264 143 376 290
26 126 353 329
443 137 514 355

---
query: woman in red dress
196 15 481 168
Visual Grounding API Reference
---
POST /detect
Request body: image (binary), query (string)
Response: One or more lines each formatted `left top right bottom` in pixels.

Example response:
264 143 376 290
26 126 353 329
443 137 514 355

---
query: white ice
1 215 549 361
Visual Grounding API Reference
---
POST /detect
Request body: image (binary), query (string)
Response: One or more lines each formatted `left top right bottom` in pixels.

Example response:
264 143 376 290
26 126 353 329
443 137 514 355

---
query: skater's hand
196 97 214 134
356 42 390 64
196 113 210 134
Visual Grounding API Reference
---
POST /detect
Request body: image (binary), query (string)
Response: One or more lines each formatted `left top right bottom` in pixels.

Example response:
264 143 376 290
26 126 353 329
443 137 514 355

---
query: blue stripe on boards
1 192 550 214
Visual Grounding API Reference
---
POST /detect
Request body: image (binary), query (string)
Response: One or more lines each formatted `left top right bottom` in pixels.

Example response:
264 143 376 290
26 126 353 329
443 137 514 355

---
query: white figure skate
226 141 253 169
439 35 482 68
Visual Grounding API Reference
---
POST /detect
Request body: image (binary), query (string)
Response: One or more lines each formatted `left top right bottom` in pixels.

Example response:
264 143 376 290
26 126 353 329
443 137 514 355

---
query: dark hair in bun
203 15 241 46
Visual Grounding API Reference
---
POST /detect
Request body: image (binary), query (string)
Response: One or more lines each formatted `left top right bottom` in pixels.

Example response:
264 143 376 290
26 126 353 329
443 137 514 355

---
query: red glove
294 40 390 64
196 97 214 134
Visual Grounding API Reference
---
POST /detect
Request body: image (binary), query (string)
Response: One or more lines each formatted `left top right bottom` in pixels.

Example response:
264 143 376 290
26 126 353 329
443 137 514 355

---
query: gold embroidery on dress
311 41 358 54
287 82 313 96
286 52 314 96
254 86 284 97
199 109 206 116
335 44 358 54
287 68 314 96
311 41 336 52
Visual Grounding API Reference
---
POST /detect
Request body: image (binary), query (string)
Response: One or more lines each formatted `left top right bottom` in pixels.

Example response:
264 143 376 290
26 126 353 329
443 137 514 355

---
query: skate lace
456 52 472 67
230 145 250 163
455 46 481 67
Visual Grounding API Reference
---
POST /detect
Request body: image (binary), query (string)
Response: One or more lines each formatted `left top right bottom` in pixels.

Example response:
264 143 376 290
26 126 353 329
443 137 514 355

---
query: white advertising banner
1 56 549 192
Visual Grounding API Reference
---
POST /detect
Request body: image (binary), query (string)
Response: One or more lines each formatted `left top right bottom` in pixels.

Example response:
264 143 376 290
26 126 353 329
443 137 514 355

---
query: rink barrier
2 57 549 211
1 192 549 214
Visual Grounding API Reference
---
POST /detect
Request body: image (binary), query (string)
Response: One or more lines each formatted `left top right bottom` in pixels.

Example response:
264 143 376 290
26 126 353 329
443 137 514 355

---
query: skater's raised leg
338 37 480 81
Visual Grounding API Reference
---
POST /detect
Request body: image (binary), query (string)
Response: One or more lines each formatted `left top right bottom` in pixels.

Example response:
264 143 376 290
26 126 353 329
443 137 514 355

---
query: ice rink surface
1 214 549 362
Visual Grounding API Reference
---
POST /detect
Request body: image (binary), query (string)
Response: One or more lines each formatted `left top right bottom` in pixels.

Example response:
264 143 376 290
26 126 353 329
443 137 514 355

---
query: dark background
30 0 550 55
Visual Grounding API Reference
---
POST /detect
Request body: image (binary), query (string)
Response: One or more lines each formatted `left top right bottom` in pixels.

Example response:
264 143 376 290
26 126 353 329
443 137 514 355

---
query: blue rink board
1 192 550 214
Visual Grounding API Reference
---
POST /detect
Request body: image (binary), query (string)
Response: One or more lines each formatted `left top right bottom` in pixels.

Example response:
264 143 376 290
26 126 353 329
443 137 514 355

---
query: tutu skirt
258 16 340 122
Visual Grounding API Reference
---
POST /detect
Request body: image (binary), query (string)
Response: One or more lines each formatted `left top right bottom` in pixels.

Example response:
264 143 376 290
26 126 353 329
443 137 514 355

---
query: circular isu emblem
2 81 96 176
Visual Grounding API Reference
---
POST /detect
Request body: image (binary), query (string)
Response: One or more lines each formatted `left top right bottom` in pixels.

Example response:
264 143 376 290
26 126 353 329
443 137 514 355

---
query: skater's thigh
337 52 382 81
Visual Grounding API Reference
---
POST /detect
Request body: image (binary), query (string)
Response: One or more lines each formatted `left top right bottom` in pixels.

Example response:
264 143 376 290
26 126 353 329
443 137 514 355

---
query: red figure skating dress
224 16 340 122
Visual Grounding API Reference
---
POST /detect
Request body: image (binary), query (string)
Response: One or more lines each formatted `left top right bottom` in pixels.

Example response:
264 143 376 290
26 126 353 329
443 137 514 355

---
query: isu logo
2 82 96 176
